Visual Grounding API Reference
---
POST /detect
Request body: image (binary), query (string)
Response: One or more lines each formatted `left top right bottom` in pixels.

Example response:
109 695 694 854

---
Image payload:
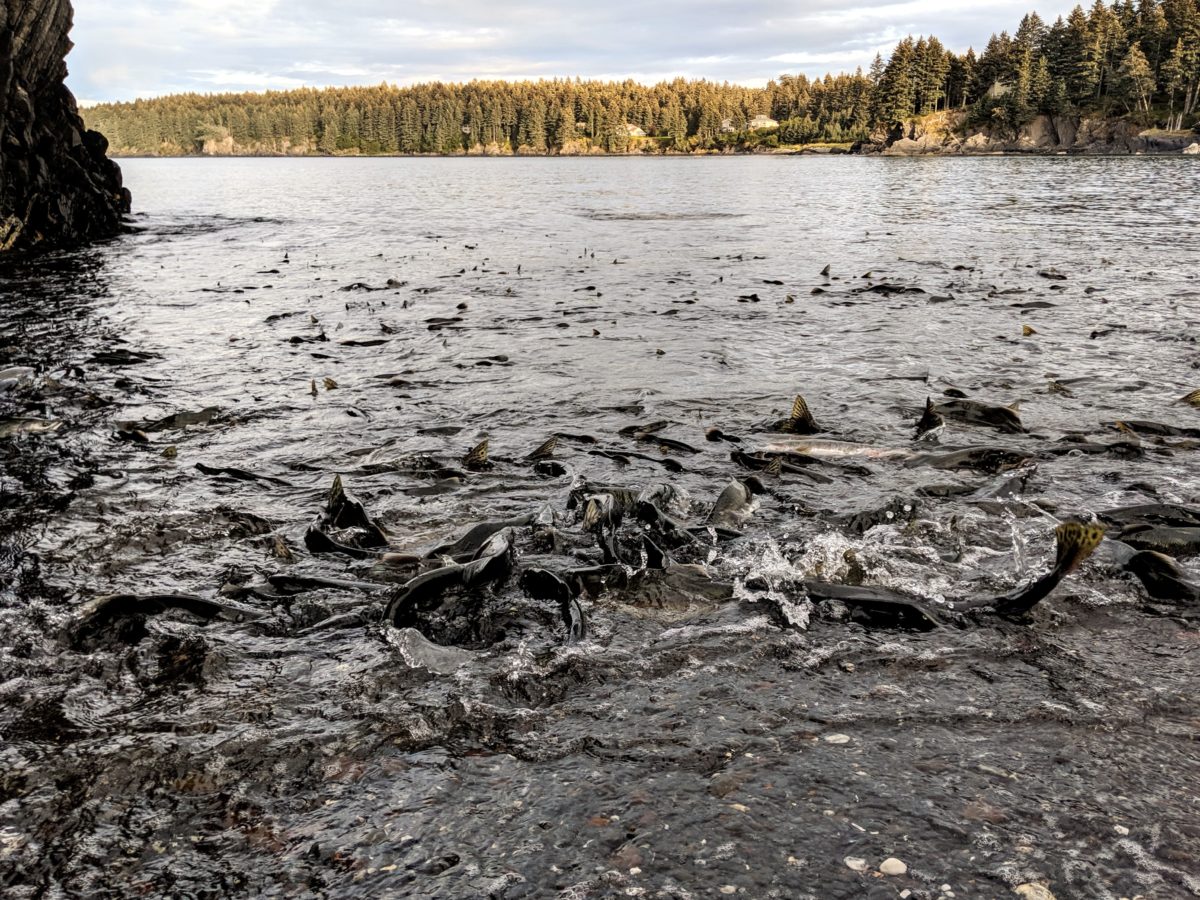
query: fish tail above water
786 395 819 433
526 436 558 460
464 439 490 470
979 522 1106 616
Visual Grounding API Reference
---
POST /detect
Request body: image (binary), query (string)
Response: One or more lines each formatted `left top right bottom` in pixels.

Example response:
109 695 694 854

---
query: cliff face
0 0 129 256
866 110 1197 156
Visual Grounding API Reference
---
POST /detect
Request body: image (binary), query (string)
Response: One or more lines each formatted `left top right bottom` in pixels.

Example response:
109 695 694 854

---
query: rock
0 1 129 256
1014 885 1056 900
843 857 868 872
879 857 907 876
1184 143 1200 155
823 733 851 744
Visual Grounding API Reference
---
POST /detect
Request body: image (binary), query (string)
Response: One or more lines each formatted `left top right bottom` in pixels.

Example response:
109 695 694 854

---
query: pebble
1015 885 1056 900
1114 824 1130 836
719 886 736 895
879 857 907 876
824 733 851 744
844 856 868 872
941 886 952 893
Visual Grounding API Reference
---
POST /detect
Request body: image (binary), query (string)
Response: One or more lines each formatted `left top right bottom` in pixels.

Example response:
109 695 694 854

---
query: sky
68 0 1083 105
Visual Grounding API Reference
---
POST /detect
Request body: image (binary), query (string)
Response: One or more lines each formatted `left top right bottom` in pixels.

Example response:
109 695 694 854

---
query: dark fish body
1103 420 1200 439
905 447 1033 474
932 399 1023 433
425 514 536 561
803 523 1104 626
71 593 267 645
627 563 734 610
802 581 941 631
706 478 763 530
1117 525 1200 558
1125 551 1200 604
385 529 515 626
143 406 221 432
1099 504 1200 529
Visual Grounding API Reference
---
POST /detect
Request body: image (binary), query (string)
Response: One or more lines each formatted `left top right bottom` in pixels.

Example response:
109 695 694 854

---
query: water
2 156 1200 898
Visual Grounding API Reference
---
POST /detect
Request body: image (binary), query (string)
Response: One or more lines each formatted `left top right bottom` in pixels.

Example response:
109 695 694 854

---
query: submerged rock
0 0 129 255
879 857 907 876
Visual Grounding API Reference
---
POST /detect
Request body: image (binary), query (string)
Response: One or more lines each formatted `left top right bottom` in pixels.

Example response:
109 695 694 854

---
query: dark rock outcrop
0 0 129 256
859 110 1198 157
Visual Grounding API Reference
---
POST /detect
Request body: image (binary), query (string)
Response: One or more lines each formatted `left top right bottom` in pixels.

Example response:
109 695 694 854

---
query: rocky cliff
0 0 128 256
863 110 1198 156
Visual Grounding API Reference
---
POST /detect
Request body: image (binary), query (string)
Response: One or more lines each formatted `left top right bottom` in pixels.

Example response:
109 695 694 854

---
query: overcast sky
68 0 1082 105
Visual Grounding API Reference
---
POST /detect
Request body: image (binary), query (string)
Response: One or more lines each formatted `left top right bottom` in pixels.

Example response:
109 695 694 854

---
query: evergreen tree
1118 40 1156 109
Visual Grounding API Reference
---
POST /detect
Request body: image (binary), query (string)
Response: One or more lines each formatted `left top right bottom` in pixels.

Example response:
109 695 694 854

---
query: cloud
67 0 1082 102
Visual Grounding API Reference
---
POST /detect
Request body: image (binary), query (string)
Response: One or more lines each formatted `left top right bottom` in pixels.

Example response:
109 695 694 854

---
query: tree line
84 1 1199 156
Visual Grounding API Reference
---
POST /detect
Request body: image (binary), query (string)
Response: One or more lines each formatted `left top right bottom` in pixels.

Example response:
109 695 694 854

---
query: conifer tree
1118 40 1156 109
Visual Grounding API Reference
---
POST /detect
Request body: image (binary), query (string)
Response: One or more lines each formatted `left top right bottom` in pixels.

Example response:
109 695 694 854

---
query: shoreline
105 148 1198 160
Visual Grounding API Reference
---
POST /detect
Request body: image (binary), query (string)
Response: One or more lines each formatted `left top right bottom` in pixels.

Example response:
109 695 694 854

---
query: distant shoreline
107 148 1196 160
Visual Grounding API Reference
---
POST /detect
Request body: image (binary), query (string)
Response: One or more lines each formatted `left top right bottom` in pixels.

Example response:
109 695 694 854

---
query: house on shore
721 115 779 133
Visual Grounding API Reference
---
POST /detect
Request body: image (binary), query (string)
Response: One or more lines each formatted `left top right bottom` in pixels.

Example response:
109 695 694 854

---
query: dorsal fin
1177 389 1200 407
328 474 347 512
1007 400 1022 413
464 439 489 468
764 456 783 477
527 436 558 460
924 396 934 413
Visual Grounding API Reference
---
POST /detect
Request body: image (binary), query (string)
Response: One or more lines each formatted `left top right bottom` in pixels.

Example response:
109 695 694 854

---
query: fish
1115 525 1200 559
70 593 267 646
1124 550 1200 604
195 462 292 486
1103 420 1200 439
0 417 62 438
761 437 911 461
142 406 221 431
520 568 588 642
384 528 515 626
706 478 765 530
304 475 389 557
931 398 1023 434
904 447 1034 474
804 522 1105 627
1098 504 1200 529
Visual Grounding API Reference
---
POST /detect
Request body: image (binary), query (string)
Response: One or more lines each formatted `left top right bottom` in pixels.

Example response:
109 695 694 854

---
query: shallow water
2 156 1200 899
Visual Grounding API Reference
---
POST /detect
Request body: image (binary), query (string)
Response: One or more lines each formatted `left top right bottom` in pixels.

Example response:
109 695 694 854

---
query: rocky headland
860 109 1198 156
0 0 129 256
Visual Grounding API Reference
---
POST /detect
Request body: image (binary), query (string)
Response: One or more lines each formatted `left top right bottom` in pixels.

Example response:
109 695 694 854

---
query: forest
83 0 1200 156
